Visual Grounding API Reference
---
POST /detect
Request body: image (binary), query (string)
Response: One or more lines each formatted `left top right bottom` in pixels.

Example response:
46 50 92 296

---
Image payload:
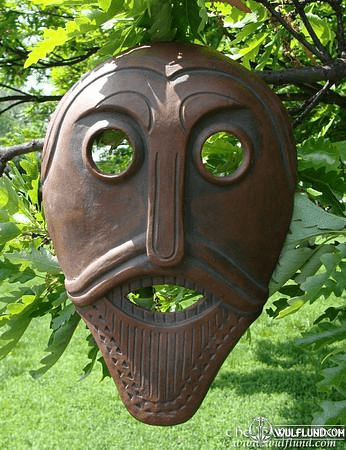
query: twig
213 0 251 13
0 100 28 115
4 8 75 20
31 47 100 69
0 140 44 176
278 90 346 108
293 80 333 127
326 0 346 58
0 47 99 71
292 0 332 62
255 0 332 64
0 83 29 96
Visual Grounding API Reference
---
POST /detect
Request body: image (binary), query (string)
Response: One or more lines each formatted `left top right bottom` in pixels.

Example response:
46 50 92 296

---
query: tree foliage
0 0 345 425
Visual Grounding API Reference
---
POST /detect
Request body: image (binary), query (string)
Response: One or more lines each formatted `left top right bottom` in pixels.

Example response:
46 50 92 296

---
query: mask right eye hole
200 131 245 178
90 129 135 175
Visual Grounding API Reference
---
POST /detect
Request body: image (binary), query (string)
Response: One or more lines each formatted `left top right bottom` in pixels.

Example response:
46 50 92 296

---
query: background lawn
0 296 342 450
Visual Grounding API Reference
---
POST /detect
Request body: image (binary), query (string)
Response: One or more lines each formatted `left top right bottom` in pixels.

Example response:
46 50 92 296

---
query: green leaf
0 260 37 286
298 138 346 214
25 27 69 68
7 295 36 315
30 311 80 378
300 13 335 47
98 0 112 11
0 210 9 222
276 298 305 319
0 309 33 359
289 194 346 241
0 176 19 215
98 354 111 380
317 353 346 394
334 141 346 164
314 307 346 324
0 285 33 306
255 39 275 70
296 320 346 348
197 0 208 33
312 400 346 425
31 0 67 5
80 333 100 380
270 193 346 295
0 222 20 246
298 137 340 173
298 244 346 302
20 158 40 205
51 302 75 330
235 32 267 68
5 247 62 275
295 244 335 285
148 0 176 41
229 21 262 44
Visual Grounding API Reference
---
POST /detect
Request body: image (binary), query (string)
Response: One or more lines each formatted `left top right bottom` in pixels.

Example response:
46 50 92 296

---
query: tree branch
257 60 346 85
0 140 44 176
0 93 62 115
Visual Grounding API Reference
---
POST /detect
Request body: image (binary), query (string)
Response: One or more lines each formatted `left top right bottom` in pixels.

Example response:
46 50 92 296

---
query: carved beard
42 43 296 425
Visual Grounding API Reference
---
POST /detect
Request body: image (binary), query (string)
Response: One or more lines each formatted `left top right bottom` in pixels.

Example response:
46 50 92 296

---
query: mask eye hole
90 129 135 175
82 117 143 184
200 131 245 178
193 125 252 185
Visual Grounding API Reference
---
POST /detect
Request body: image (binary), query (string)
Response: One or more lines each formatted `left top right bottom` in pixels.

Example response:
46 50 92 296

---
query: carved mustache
66 232 267 317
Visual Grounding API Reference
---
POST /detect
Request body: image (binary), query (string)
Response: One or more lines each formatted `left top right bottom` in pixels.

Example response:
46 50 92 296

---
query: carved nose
146 149 185 267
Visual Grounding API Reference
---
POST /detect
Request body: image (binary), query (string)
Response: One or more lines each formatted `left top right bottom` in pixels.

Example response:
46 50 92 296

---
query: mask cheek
45 181 146 281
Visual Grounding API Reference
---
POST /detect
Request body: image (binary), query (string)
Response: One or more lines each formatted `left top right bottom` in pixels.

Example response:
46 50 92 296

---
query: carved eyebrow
95 91 153 130
180 92 241 131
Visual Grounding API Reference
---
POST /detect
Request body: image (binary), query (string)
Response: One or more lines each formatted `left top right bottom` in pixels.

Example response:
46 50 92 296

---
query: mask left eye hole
201 131 245 178
90 129 135 175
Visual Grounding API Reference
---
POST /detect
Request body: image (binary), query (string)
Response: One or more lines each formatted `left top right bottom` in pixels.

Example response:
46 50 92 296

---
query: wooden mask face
42 43 296 425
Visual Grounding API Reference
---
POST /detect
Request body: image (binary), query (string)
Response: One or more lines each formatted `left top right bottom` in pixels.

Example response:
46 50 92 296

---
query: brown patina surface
42 42 296 425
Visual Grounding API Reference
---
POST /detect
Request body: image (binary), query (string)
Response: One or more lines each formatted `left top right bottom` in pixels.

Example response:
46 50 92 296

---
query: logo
226 417 345 448
245 417 273 444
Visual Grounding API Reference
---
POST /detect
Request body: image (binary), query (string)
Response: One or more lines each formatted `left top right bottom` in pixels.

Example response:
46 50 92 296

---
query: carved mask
42 43 296 425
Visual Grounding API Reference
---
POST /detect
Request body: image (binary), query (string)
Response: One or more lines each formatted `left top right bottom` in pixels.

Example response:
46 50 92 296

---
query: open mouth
104 275 223 324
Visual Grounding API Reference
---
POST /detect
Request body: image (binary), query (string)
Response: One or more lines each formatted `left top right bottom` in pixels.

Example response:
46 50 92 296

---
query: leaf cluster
128 285 203 313
24 0 209 69
268 189 346 424
265 119 346 425
0 154 89 378
296 308 346 425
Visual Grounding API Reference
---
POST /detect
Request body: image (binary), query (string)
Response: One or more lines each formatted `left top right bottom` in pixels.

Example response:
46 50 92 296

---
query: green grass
0 296 342 450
